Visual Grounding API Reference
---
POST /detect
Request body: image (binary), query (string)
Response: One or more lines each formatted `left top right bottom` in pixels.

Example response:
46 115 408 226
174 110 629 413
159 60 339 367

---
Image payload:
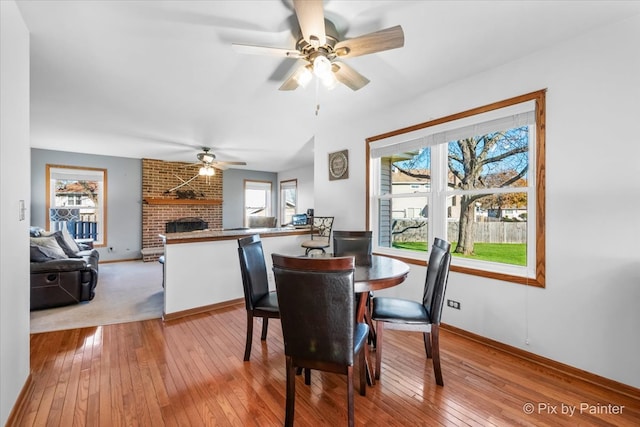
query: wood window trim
45 164 108 248
365 89 546 287
279 179 298 225
243 179 273 227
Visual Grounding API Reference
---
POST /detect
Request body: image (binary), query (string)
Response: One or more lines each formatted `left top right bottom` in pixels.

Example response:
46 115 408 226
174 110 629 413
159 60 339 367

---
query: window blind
371 101 535 158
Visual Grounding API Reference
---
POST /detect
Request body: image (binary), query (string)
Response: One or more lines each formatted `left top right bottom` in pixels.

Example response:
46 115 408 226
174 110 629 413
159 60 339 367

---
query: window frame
366 90 546 287
279 179 297 226
243 179 273 226
46 164 108 247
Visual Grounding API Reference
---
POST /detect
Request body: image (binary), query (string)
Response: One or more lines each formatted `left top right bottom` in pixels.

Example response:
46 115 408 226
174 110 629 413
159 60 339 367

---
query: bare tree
393 127 529 255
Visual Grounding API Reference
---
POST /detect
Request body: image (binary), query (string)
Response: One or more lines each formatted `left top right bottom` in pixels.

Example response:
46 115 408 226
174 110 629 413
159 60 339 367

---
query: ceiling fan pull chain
315 78 320 116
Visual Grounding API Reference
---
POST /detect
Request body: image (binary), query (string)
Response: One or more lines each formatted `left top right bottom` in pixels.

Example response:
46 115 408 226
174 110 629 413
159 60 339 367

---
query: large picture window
46 164 107 246
244 180 272 226
367 90 545 287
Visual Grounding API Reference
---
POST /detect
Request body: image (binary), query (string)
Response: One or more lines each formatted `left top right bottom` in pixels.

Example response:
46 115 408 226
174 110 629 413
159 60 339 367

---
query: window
367 90 545 287
46 164 107 246
280 179 297 225
244 180 272 226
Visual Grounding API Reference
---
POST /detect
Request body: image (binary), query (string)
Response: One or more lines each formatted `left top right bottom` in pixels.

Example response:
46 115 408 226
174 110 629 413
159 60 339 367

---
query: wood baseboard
440 323 640 400
5 373 33 427
99 257 143 264
163 298 244 322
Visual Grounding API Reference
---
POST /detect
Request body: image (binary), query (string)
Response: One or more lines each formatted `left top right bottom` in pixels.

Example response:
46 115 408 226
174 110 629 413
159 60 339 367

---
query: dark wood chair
300 216 334 255
333 230 376 345
371 238 452 385
237 234 279 361
272 254 368 427
332 230 373 266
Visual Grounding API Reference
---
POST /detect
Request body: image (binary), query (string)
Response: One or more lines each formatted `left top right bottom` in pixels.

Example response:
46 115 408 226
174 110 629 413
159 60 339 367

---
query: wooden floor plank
16 304 639 427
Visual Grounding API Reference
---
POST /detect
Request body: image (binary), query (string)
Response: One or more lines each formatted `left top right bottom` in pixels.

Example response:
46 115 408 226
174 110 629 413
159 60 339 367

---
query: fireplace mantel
143 198 222 206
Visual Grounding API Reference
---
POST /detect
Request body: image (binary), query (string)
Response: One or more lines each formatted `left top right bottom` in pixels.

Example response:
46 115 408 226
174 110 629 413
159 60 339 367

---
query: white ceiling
16 0 640 172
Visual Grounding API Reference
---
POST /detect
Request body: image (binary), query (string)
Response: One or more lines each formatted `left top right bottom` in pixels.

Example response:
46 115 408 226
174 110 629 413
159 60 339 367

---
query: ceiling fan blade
279 65 308 91
232 43 303 59
333 62 370 91
334 25 405 58
293 0 326 47
214 161 247 166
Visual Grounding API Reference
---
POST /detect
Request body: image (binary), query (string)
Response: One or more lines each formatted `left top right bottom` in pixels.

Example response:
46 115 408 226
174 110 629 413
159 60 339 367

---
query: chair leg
359 346 366 396
423 331 433 359
243 311 253 361
346 366 355 427
364 311 376 347
375 321 384 380
285 356 296 427
431 325 444 386
304 368 311 385
260 317 269 340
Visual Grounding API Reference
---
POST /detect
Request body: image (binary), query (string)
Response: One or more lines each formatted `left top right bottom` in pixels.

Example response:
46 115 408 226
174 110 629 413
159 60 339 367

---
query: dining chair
333 230 376 345
371 238 452 385
332 230 373 266
300 216 334 255
272 254 368 427
237 234 279 361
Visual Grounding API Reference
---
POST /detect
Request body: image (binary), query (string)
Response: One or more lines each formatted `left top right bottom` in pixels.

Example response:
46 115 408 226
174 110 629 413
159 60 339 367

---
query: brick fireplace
141 158 223 261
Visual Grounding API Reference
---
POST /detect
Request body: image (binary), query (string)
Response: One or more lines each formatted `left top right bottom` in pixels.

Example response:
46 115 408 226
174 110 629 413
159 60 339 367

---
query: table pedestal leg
357 292 375 386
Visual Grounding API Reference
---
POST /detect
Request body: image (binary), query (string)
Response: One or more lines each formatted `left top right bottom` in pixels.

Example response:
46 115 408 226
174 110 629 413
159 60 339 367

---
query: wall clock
328 150 349 181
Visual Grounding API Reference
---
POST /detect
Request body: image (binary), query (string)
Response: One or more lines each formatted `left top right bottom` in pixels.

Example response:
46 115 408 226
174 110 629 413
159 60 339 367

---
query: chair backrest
248 216 277 228
333 230 373 266
272 254 356 366
237 234 270 310
422 238 452 325
310 216 334 240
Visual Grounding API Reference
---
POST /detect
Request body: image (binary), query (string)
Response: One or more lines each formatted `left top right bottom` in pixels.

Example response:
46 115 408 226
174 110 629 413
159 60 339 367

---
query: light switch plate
19 200 25 221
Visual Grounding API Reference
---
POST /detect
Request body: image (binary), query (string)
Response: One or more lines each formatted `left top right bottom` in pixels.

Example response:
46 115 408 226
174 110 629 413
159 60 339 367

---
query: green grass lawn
392 242 526 266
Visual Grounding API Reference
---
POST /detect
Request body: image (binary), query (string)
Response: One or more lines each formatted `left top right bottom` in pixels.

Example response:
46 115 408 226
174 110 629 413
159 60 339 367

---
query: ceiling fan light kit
199 166 215 176
232 0 405 93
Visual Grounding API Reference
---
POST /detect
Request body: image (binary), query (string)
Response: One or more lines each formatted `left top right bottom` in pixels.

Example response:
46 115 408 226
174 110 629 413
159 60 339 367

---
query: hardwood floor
13 304 639 426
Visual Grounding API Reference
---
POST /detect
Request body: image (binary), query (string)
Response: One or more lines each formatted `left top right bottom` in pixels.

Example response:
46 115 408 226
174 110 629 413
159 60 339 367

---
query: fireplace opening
165 217 208 233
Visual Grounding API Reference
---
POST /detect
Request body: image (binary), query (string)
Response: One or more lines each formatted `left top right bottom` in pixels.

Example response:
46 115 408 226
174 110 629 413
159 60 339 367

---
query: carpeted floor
30 260 164 334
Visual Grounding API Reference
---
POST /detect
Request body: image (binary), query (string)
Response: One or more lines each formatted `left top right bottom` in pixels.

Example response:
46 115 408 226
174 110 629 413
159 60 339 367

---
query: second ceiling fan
232 0 405 91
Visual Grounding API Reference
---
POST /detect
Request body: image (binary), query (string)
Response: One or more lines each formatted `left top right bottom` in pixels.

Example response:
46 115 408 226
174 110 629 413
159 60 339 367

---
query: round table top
353 254 410 293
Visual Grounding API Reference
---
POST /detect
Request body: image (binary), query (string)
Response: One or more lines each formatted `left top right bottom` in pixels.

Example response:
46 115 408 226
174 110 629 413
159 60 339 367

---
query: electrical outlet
447 299 461 310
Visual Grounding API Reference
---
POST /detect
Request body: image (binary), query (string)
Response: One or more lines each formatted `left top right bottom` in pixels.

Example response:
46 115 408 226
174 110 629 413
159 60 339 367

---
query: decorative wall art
328 150 349 181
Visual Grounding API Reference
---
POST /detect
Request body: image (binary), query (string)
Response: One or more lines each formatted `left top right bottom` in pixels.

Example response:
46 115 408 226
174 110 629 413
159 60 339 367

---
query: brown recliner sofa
30 227 99 310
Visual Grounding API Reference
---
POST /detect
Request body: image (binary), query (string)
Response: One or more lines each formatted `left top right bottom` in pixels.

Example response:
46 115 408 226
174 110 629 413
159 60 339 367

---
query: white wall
0 1 31 423
314 15 640 388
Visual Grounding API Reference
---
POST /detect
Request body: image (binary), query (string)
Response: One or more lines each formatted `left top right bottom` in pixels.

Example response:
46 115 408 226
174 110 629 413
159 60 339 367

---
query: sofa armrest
31 258 88 274
75 238 94 249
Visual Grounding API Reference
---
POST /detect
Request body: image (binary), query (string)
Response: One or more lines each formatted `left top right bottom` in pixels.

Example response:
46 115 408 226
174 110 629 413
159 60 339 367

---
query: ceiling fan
193 147 246 175
232 0 405 91
168 147 247 193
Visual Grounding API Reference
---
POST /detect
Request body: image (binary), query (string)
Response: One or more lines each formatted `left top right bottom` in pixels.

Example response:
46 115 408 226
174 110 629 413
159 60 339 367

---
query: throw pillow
30 235 69 260
51 231 82 258
29 243 54 262
60 226 81 253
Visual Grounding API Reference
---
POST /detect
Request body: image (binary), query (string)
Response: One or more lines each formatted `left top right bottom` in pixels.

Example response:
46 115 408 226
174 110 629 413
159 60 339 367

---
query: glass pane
447 126 529 191
52 178 101 242
281 186 296 225
378 197 428 252
448 192 527 266
383 147 431 194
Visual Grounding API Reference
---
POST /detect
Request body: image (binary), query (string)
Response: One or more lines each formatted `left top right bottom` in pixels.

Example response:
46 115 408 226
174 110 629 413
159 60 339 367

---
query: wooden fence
391 219 527 244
